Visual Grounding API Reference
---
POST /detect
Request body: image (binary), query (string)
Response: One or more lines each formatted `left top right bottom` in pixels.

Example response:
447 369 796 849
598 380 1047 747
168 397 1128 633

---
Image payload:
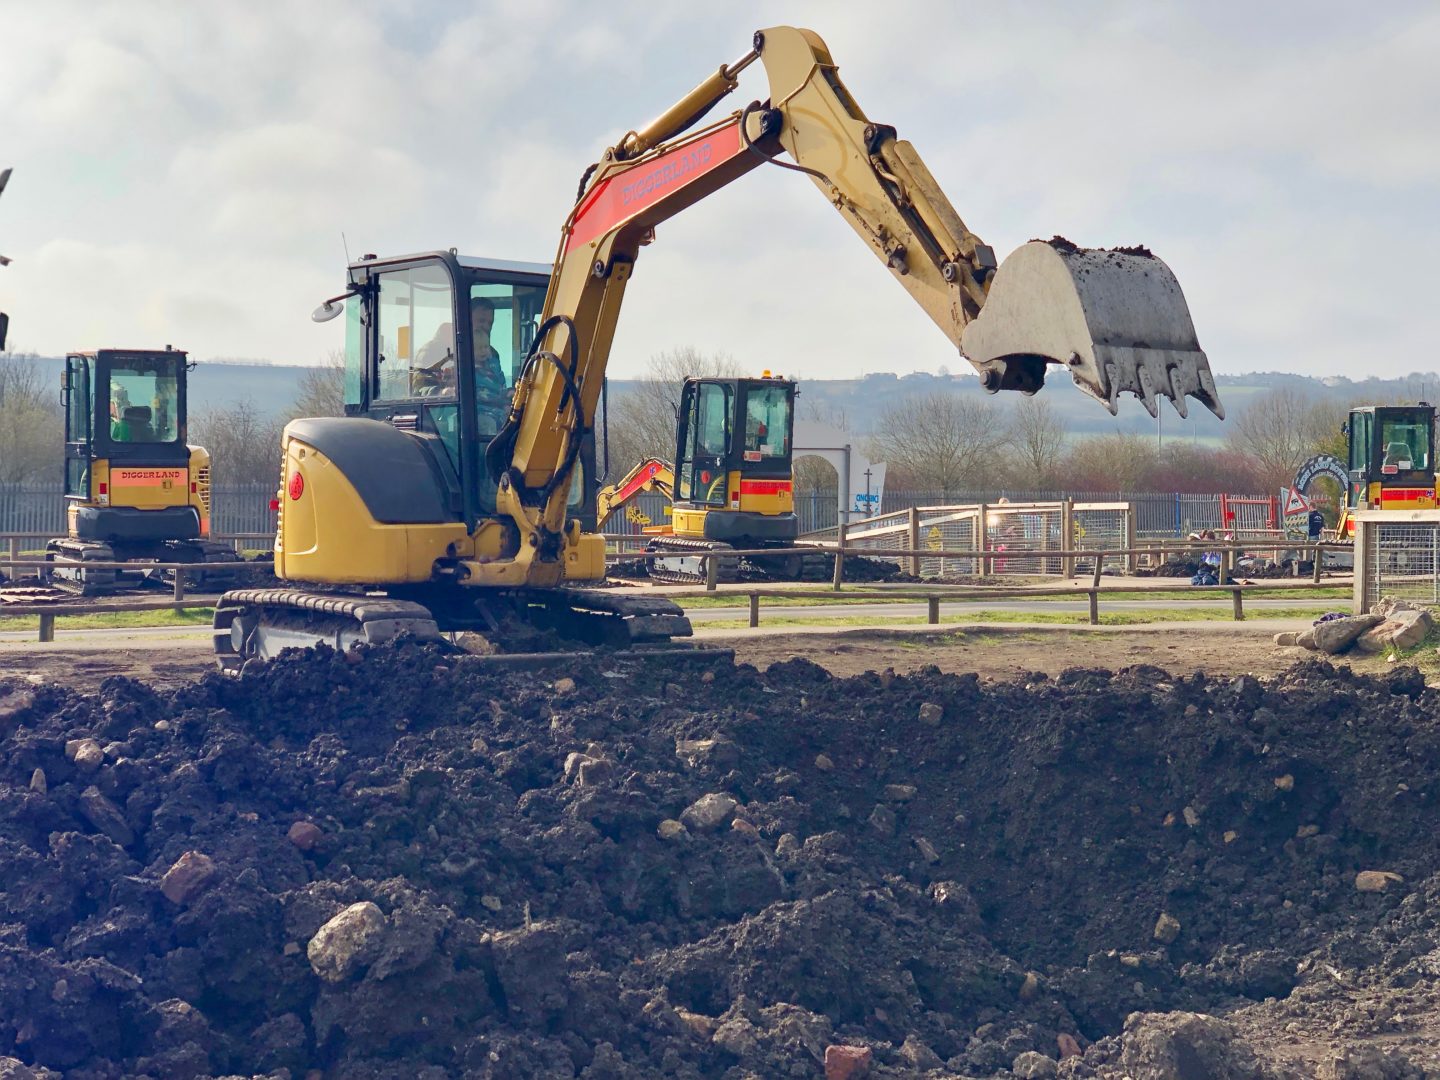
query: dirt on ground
0 625 1306 692
1 640 1439 1078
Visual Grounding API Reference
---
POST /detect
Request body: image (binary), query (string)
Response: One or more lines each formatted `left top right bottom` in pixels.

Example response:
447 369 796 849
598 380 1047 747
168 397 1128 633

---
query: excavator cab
673 374 797 545
1345 404 1437 513
330 251 600 531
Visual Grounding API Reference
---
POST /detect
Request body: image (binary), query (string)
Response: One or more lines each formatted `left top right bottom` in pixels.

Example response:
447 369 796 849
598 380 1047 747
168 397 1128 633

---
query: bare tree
0 351 62 484
190 400 285 488
1007 396 1066 488
1227 386 1350 490
604 347 741 478
1058 431 1155 492
866 391 1011 495
289 349 347 420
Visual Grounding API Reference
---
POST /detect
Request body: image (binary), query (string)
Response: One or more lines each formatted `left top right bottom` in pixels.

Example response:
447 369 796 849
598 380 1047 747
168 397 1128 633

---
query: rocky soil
1 645 1439 1078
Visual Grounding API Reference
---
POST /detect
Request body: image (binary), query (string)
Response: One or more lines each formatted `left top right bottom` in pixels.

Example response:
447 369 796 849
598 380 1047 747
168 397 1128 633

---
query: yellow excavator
213 25 1219 668
596 373 834 582
49 347 234 592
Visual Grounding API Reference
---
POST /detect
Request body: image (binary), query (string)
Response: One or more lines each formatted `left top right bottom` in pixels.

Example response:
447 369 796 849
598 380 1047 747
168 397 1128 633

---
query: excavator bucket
960 239 1222 419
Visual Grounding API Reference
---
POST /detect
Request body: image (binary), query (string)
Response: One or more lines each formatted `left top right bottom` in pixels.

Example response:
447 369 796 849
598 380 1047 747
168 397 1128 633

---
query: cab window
375 264 456 402
108 355 181 444
743 385 791 459
1378 415 1430 473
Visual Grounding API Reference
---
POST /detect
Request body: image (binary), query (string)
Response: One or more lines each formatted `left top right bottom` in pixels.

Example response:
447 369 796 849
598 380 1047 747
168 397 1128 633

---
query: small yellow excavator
596 373 834 581
213 24 1219 668
49 347 233 592
1336 404 1437 537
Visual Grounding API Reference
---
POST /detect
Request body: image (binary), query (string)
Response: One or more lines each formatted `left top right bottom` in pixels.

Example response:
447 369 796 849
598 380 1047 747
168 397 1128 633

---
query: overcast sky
1 0 1436 386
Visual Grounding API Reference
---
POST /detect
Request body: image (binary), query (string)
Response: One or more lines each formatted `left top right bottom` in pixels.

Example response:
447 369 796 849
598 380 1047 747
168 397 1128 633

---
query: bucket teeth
959 240 1223 420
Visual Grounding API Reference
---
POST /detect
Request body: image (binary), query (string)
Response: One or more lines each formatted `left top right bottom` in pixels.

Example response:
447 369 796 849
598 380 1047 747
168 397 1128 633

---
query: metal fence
0 483 277 539
1354 510 1440 612
841 500 1133 578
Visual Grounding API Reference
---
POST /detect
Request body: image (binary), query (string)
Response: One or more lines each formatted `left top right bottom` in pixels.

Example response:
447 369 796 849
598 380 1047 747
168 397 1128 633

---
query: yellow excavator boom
481 25 1218 591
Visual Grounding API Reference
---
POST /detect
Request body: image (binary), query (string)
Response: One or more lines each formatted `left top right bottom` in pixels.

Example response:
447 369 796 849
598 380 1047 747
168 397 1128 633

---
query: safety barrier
1352 510 1440 613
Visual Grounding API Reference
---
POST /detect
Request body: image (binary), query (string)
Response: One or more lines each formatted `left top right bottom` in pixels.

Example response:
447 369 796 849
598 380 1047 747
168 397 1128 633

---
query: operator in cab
470 296 508 434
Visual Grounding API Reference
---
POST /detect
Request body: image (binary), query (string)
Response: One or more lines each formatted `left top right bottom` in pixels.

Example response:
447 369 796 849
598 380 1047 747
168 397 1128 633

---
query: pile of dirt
2 649 1439 1078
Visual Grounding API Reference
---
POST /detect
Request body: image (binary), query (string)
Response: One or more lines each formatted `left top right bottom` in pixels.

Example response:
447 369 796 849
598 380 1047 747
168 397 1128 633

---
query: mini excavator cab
672 373 797 545
1345 404 1437 513
325 252 599 532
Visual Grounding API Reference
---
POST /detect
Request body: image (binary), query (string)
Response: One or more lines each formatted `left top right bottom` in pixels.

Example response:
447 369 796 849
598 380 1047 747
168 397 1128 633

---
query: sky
0 0 1436 387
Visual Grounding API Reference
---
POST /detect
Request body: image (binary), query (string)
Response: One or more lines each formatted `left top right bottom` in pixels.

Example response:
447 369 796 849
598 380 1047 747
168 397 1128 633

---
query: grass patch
0 608 214 632
702 606 1337 630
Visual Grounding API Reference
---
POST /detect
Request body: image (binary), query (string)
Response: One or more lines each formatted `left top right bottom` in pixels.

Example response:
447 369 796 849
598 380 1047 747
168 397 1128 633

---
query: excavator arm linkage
490 25 1220 584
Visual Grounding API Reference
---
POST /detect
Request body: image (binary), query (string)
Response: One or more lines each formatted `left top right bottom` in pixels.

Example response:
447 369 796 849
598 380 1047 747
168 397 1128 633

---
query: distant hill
16 354 1436 440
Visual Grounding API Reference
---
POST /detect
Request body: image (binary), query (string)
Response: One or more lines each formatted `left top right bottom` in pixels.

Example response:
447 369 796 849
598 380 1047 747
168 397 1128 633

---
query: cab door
62 355 93 501
675 381 732 507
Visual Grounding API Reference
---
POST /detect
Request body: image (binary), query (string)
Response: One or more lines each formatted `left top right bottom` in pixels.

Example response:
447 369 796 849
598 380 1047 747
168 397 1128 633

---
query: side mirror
311 288 356 323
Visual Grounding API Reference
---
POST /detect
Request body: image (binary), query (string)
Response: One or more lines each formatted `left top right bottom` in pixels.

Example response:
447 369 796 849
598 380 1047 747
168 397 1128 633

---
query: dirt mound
1 649 1439 1077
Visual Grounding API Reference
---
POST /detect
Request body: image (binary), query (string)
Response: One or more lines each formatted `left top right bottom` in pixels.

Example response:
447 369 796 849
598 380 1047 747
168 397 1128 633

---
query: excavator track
213 586 696 673
47 538 244 596
644 537 743 585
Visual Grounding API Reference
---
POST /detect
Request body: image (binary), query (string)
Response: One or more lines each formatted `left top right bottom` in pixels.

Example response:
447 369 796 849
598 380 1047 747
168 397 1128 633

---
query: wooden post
1218 548 1230 586
704 552 719 592
978 503 990 576
748 593 760 628
1061 499 1074 578
1232 587 1245 621
1091 554 1103 590
907 507 920 577
1313 544 1323 584
927 596 940 625
6 537 17 577
1088 590 1099 625
1126 506 1138 575
38 613 55 643
832 523 847 591
173 567 187 602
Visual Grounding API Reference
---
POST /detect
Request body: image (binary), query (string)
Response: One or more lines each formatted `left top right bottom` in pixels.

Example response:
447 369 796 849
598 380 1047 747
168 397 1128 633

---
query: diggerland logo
111 468 187 487
620 142 714 206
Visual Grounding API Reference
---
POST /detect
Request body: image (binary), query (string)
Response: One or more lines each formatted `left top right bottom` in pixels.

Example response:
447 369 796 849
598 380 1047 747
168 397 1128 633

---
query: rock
1272 631 1299 646
0 690 35 722
1321 1045 1421 1079
883 783 917 801
480 894 503 912
553 676 576 695
1154 912 1181 944
1120 1011 1261 1080
563 752 591 781
1370 596 1417 619
1312 613 1384 655
576 757 614 786
1182 806 1200 827
674 1007 715 1039
731 818 759 839
160 851 218 905
1355 870 1404 893
814 753 835 771
917 702 943 726
675 737 740 769
657 819 688 841
68 739 104 771
1274 773 1295 791
824 1044 873 1079
899 1035 943 1070
307 901 387 982
79 786 134 846
1357 607 1433 654
1297 628 1317 649
712 1016 761 1057
914 837 940 863
28 768 46 794
1018 971 1040 1001
867 804 896 836
680 793 737 832
0 1057 44 1079
1057 1033 1083 1058
287 821 323 851
1013 1050 1059 1079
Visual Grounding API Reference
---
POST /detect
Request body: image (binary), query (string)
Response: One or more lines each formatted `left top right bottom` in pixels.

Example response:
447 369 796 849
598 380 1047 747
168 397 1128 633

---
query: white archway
793 419 886 524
